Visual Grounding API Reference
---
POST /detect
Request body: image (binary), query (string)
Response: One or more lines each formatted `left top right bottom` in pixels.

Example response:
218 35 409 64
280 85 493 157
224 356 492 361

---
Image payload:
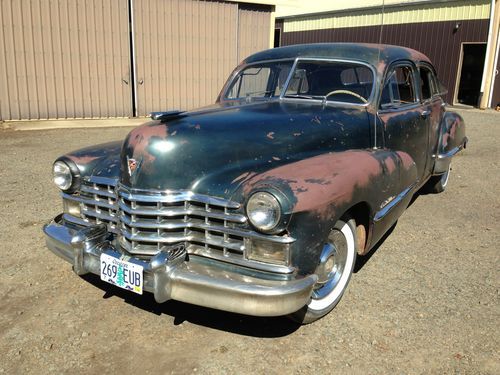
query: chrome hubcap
312 229 348 300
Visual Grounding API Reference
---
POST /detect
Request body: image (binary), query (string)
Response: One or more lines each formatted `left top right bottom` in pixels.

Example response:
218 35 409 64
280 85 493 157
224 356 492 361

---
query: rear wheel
425 164 451 193
289 218 357 324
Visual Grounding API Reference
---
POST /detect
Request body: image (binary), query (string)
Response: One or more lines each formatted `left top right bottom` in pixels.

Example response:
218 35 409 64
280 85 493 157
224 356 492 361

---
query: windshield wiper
244 90 274 103
284 94 327 101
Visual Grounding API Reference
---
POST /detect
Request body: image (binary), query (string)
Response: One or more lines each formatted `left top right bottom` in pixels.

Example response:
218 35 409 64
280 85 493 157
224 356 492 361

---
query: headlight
246 192 281 232
53 161 73 190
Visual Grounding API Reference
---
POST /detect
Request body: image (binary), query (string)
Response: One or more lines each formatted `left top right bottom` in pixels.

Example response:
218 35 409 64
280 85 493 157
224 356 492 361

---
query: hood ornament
127 156 141 177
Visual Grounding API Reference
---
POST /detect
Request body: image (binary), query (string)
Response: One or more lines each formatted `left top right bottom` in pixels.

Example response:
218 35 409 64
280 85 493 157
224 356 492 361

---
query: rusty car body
44 43 467 323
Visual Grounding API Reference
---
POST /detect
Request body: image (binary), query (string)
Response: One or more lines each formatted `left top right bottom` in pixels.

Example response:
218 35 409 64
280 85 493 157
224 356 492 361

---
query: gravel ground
0 108 498 374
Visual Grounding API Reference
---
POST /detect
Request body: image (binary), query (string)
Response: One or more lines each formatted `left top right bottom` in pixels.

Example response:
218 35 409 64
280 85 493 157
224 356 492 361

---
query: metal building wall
0 0 132 121
282 0 491 32
237 4 272 62
278 0 492 105
134 0 273 116
0 0 274 121
133 0 239 116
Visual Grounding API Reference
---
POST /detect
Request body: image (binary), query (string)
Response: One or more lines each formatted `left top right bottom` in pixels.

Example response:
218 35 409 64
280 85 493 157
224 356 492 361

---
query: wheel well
344 202 371 255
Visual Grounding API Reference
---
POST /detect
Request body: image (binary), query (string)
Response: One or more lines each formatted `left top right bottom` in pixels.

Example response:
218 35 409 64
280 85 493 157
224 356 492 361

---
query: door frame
453 42 487 105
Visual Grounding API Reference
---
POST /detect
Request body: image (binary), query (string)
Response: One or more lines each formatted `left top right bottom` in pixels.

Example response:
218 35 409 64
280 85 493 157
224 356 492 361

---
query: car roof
243 43 431 72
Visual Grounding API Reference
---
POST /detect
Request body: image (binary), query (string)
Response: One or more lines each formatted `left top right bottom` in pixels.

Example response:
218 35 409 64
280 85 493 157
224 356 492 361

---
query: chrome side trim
433 137 467 174
437 144 463 160
374 184 416 222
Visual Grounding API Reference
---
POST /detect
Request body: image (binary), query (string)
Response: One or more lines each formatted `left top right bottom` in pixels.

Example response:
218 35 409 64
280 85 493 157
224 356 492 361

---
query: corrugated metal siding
0 0 273 120
283 0 491 33
133 0 239 116
0 0 132 121
238 5 272 62
281 19 490 104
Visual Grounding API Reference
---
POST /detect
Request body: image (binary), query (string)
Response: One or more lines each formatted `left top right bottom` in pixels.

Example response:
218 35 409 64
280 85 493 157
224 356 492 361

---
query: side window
419 66 437 101
380 65 417 109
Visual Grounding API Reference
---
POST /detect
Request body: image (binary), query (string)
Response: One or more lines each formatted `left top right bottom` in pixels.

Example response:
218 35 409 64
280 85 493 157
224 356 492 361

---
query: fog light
245 238 289 265
63 198 81 217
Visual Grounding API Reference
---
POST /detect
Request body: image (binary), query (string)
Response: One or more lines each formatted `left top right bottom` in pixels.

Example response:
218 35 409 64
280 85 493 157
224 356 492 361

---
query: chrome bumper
43 215 316 317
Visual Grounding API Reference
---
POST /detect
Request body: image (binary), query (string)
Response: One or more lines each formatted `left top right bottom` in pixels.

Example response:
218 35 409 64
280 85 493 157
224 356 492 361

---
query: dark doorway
456 43 486 106
274 28 281 48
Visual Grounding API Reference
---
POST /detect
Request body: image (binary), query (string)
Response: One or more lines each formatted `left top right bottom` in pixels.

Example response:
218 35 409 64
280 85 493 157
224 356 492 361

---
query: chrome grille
117 186 248 259
62 177 295 272
63 177 119 232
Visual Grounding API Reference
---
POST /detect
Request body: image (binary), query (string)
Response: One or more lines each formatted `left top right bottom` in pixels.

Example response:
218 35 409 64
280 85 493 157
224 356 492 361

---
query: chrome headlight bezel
246 191 283 233
52 158 81 192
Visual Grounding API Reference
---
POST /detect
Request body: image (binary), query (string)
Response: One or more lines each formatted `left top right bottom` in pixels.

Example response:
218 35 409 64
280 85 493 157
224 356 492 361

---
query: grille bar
118 200 246 223
118 188 240 208
120 228 245 253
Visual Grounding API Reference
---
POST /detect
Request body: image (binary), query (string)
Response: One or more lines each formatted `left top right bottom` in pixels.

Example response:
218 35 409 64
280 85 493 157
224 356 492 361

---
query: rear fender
434 111 467 174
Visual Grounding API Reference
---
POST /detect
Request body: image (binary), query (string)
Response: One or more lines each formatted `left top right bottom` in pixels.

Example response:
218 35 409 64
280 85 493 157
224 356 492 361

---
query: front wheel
289 218 357 324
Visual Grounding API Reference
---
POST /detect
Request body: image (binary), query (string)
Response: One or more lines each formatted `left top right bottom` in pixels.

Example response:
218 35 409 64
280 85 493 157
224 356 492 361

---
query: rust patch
243 151 384 219
384 156 397 174
395 151 415 171
231 171 257 184
311 116 321 125
356 223 367 255
67 155 100 165
126 124 169 170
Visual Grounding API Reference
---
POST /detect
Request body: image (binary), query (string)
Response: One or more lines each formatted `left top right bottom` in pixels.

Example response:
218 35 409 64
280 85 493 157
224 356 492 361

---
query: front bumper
43 215 316 317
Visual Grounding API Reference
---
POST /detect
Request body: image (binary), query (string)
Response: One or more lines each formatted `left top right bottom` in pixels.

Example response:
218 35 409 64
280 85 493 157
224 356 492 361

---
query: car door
418 63 445 177
378 62 429 183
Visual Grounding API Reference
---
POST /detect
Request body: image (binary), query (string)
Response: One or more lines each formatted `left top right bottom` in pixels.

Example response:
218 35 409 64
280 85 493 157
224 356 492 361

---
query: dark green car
44 43 467 323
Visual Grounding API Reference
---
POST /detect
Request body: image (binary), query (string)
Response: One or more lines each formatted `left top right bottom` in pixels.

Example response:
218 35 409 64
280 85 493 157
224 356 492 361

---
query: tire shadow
81 273 301 337
80 191 427 336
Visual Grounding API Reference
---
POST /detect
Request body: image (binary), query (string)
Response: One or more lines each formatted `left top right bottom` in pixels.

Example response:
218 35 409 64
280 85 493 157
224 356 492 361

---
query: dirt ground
0 108 498 374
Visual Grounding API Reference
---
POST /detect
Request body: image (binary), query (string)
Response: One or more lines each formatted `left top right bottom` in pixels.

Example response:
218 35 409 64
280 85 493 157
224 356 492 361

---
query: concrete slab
0 117 149 131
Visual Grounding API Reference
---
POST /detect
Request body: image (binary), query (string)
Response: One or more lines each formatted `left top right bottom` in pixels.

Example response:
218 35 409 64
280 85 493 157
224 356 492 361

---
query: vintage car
44 43 467 323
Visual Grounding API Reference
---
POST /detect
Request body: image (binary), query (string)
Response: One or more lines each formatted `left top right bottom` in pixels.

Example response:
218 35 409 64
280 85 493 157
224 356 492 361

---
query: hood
62 141 123 180
120 100 371 197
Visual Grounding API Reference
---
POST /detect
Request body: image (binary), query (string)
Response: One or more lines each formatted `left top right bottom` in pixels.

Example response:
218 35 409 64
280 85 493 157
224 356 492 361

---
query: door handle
421 110 431 118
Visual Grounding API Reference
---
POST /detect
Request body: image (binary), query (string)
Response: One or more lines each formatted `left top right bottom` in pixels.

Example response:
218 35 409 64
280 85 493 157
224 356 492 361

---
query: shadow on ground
81 274 301 337
79 192 428 337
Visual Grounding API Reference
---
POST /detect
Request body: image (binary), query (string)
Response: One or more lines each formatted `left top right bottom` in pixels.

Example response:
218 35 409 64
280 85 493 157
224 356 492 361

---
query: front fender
238 150 413 275
434 111 467 174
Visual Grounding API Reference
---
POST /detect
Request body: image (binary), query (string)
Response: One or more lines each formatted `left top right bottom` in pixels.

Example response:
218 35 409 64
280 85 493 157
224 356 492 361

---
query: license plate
100 253 143 295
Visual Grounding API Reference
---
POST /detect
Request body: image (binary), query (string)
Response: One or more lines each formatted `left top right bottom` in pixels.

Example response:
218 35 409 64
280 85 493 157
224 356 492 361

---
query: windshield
283 60 374 104
224 61 294 101
223 59 375 105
